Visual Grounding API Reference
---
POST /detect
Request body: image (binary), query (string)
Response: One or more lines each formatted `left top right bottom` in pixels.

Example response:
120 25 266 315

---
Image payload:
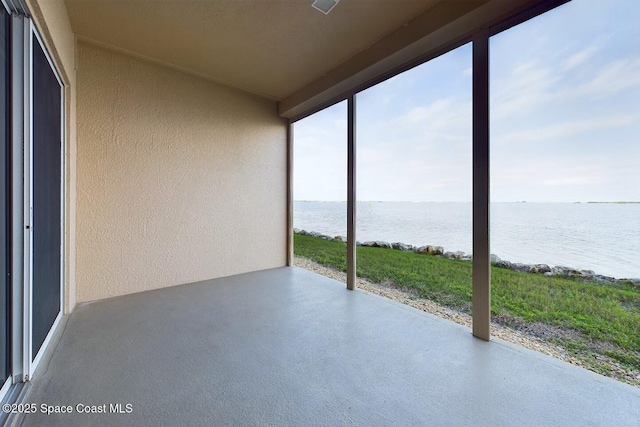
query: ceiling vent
312 0 340 15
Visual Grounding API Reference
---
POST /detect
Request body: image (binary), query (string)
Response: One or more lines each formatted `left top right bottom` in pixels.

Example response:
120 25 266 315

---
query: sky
293 0 640 202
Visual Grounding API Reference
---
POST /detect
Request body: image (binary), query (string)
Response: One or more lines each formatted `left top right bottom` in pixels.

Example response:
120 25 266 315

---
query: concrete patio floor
12 267 640 426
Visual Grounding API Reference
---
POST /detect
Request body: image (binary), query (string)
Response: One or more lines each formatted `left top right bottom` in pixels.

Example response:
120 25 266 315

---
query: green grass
294 233 640 372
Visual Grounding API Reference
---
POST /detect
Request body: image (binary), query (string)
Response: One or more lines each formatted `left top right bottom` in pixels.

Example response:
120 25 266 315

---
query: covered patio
0 0 637 425
13 268 640 426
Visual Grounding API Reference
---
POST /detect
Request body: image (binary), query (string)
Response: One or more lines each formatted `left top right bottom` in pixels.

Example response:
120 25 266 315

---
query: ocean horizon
293 201 640 279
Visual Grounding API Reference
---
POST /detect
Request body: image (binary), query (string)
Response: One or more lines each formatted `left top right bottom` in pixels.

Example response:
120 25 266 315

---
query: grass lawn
294 233 640 375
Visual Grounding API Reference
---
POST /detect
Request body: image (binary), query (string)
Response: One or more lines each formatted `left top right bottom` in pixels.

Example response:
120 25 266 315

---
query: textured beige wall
28 0 77 313
76 42 287 303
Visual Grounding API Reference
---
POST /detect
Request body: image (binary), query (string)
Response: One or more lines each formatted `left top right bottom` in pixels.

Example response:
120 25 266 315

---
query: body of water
294 201 640 279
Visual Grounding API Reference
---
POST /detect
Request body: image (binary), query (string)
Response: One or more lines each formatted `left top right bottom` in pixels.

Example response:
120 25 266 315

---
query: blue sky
293 0 640 202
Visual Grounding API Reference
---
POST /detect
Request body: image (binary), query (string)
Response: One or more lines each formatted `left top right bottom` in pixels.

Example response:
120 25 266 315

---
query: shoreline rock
293 229 639 285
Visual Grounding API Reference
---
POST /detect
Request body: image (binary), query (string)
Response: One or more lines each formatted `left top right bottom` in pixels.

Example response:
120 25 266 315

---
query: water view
292 0 640 386
294 201 640 279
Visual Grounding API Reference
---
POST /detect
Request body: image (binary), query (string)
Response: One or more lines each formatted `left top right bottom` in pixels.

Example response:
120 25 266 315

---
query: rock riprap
294 229 640 285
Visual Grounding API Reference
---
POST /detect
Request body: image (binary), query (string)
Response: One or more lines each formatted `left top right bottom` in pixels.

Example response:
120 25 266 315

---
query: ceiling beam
279 0 488 119
280 0 562 121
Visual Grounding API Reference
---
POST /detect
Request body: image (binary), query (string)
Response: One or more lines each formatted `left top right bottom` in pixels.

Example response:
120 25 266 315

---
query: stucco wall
28 0 77 313
76 42 287 303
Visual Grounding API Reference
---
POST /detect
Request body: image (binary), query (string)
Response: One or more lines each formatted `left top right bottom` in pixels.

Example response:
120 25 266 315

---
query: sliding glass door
0 10 65 401
0 3 10 390
29 29 63 368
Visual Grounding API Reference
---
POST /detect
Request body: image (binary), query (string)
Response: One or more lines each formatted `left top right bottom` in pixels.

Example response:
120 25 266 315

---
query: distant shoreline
585 201 640 204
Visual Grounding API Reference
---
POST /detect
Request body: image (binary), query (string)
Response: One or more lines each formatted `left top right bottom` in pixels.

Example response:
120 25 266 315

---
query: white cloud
562 45 600 71
497 114 639 144
493 56 640 123
396 98 456 125
294 0 640 203
491 61 559 120
570 58 640 99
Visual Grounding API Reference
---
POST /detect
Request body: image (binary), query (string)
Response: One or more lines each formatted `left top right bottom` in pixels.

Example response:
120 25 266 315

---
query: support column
286 121 294 266
347 95 356 290
472 29 491 340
